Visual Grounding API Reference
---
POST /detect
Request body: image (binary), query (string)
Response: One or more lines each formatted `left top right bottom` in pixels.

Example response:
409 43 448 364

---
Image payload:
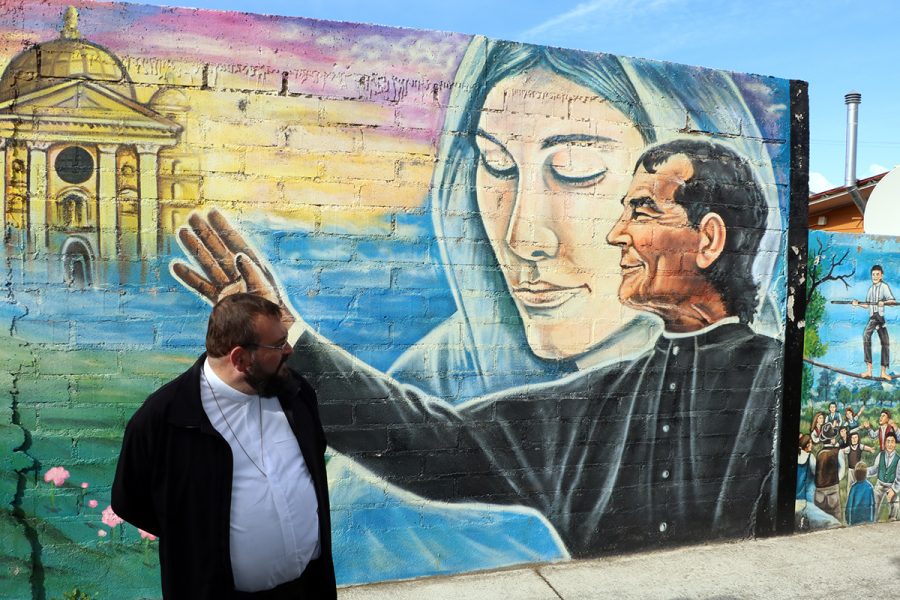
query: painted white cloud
868 163 889 176
520 0 612 39
809 172 835 194
520 0 677 41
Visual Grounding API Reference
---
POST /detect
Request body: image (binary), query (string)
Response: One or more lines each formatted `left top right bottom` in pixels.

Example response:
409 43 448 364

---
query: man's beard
245 357 288 397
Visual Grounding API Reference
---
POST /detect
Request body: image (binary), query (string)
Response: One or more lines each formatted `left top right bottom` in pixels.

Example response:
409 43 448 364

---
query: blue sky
123 0 900 194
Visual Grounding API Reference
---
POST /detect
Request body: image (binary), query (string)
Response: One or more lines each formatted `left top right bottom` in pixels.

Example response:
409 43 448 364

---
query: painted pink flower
81 482 89 489
101 505 124 528
88 500 98 509
138 529 157 541
97 529 107 538
43 466 70 487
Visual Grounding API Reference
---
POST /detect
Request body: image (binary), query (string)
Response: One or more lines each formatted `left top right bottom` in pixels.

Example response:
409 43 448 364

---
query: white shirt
866 282 894 316
868 450 900 492
201 360 320 592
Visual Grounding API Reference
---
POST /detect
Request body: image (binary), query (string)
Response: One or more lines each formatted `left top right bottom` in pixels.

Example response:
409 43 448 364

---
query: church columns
27 141 51 250
97 144 118 260
136 144 160 258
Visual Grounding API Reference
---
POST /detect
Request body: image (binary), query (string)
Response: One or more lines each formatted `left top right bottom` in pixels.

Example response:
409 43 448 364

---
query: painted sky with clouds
2 0 468 84
108 0 900 195
3 0 896 193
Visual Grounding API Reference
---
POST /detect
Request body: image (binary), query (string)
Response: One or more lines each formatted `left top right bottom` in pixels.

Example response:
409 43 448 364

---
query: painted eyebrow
475 129 508 149
623 196 662 212
541 134 615 150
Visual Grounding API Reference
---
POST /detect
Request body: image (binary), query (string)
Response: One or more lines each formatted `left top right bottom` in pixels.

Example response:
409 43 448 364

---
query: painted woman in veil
173 35 787 578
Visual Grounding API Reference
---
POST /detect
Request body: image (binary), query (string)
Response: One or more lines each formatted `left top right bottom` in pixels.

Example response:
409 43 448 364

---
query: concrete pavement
338 522 900 599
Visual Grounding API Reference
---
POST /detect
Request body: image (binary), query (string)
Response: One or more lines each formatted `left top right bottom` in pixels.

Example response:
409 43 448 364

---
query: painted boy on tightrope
853 264 896 380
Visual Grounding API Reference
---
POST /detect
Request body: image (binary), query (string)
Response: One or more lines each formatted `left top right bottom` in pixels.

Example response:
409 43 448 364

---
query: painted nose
606 214 629 248
505 176 559 260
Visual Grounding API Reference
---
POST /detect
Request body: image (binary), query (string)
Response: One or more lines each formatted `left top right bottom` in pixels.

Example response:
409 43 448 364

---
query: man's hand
171 209 298 328
889 489 896 503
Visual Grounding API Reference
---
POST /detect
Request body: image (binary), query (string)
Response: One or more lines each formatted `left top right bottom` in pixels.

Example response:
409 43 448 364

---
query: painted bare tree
802 236 856 404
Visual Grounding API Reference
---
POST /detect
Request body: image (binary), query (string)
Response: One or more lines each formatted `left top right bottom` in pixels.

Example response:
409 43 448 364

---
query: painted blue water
7 215 457 372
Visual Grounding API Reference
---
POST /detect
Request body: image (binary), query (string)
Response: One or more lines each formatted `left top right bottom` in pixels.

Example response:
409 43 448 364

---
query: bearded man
113 293 336 599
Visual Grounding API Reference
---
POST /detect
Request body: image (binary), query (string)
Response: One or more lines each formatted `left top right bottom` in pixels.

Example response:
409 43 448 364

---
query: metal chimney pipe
844 91 861 187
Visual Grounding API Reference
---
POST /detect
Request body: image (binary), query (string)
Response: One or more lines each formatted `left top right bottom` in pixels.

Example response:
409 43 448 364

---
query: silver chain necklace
203 371 267 479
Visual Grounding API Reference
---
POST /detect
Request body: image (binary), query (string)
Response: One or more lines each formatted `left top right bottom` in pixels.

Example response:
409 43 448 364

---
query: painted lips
513 283 588 309
620 262 644 276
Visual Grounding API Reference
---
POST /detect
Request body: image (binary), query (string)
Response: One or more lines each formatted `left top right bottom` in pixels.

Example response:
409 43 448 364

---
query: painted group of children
799 402 899 526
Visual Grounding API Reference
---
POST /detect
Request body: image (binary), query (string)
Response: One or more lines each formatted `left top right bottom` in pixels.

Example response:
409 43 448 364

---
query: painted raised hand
170 208 297 327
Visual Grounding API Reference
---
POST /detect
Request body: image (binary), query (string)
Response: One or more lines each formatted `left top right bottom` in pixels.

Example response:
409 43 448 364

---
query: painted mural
0 1 799 598
798 230 900 530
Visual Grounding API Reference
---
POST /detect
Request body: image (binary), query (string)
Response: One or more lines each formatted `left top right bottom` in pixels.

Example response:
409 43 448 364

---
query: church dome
0 7 135 103
149 86 190 114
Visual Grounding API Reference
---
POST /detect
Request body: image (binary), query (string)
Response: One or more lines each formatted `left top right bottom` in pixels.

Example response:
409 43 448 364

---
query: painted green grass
3 342 197 599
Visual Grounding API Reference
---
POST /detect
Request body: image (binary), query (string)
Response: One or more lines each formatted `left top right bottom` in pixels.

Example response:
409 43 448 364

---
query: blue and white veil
388 36 787 403
622 58 786 338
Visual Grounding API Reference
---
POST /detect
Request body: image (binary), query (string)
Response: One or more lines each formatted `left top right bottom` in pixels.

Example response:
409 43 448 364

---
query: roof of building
0 6 135 103
809 172 886 216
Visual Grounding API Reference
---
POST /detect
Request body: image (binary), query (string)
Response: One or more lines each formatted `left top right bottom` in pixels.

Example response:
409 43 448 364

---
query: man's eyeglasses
243 340 291 351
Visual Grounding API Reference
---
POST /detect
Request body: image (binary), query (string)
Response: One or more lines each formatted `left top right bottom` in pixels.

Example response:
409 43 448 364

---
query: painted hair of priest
206 293 283 357
636 139 768 324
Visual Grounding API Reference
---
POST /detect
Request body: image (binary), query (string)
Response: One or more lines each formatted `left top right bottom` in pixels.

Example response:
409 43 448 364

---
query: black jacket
112 355 336 599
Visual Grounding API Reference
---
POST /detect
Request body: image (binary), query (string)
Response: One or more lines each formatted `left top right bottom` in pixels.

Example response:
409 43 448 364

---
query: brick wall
0 1 805 597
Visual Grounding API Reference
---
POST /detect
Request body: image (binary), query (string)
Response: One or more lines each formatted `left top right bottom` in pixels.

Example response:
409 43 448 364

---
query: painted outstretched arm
866 454 882 479
291 328 569 512
170 209 301 333
170 209 560 511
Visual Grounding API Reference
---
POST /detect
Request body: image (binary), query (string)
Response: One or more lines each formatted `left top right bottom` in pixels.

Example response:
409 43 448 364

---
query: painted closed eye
627 197 661 221
548 146 608 187
631 209 657 221
475 134 517 180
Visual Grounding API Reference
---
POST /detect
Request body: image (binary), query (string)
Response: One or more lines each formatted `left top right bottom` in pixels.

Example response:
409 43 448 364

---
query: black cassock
294 320 782 557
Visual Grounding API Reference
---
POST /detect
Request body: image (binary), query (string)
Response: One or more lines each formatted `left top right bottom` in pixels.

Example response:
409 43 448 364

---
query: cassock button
661 424 670 433
672 345 680 356
659 522 668 533
668 382 676 391
661 469 670 479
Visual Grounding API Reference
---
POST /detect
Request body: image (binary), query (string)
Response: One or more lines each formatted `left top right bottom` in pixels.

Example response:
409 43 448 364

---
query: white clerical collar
203 359 259 405
662 316 740 340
